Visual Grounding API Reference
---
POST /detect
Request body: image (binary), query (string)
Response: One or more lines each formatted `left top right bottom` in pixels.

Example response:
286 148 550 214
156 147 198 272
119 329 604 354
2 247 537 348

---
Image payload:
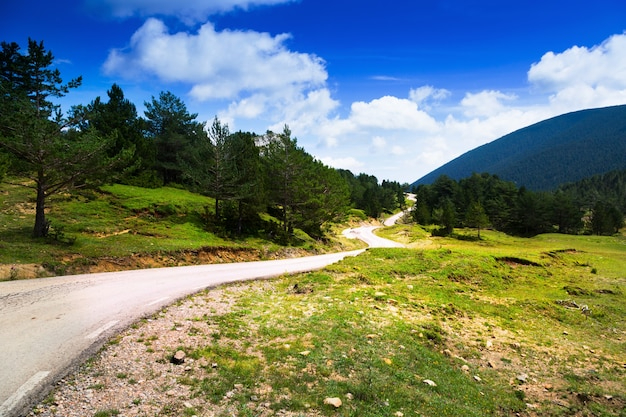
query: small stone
473 375 482 382
211 362 218 368
324 397 342 408
443 349 452 357
394 412 404 417
299 350 311 356
171 350 186 365
517 373 528 383
461 365 470 372
423 379 437 387
485 340 493 349
563 331 569 335
345 393 354 400
604 395 613 401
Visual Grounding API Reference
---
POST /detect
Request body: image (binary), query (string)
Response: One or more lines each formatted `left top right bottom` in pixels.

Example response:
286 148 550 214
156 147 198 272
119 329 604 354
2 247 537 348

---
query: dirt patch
495 256 542 267
0 263 49 280
440 314 626 415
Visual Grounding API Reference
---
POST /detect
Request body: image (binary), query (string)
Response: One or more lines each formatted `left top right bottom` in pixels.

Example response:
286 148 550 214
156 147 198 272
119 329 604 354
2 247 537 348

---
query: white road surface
0 208 410 417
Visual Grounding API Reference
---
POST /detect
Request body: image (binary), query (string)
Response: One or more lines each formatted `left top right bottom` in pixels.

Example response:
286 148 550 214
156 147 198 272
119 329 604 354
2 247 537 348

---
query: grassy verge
138 229 624 416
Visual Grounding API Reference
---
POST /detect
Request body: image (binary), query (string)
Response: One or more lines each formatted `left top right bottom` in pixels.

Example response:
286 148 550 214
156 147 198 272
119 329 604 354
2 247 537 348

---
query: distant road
344 198 414 247
0 207 411 417
342 225 404 248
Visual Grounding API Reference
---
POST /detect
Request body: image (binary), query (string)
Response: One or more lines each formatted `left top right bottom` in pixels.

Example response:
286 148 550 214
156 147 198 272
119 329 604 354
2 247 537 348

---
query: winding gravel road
0 211 408 417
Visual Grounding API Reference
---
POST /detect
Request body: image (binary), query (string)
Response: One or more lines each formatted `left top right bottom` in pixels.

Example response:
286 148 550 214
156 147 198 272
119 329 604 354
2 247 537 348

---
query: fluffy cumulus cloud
460 90 518 118
347 96 439 132
104 19 327 100
88 0 294 22
528 32 626 111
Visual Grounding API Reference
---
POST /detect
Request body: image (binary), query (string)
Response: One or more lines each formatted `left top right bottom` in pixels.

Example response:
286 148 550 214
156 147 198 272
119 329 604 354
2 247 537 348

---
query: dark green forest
412 105 626 191
0 39 404 241
411 171 626 237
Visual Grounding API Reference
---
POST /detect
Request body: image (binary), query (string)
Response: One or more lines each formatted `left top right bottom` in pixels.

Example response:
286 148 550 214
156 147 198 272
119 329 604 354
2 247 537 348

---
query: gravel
29 283 278 417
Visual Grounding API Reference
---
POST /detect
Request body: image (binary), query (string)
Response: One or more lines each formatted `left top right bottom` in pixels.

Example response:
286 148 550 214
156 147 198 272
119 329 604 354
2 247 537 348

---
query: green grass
165 227 625 416
0 181 353 278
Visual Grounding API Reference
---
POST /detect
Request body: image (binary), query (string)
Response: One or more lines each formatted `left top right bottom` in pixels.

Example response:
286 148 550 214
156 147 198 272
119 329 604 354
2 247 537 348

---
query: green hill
411 105 626 191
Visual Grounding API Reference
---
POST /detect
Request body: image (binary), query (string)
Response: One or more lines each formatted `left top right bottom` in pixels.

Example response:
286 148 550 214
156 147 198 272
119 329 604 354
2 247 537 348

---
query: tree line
411 172 625 237
0 39 405 240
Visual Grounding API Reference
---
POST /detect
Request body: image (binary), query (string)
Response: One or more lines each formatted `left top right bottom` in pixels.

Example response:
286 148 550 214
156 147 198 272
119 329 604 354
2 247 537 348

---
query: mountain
411 105 626 191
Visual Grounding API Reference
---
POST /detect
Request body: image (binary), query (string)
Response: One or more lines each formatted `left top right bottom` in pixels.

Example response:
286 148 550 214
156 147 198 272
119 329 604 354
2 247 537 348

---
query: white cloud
528 33 626 91
372 136 387 149
390 145 405 156
89 0 294 23
460 90 517 118
409 85 451 107
319 156 365 172
371 75 402 81
528 32 626 112
103 18 330 130
348 96 440 131
104 19 327 101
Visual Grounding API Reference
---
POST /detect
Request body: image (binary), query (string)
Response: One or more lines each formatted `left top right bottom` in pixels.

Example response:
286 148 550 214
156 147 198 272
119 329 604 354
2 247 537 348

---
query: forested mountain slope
412 105 626 191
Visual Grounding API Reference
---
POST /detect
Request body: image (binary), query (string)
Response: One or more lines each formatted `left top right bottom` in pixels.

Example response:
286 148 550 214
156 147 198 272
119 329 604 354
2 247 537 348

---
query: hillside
411 105 626 191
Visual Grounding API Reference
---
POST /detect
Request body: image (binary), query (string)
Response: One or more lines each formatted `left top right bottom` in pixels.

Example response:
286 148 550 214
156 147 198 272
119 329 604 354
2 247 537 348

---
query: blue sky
3 0 626 184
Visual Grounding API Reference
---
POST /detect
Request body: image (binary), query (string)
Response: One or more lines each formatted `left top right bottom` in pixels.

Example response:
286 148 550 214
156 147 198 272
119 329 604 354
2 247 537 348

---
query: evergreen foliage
411 172 625 237
337 170 405 218
0 39 132 237
143 91 206 186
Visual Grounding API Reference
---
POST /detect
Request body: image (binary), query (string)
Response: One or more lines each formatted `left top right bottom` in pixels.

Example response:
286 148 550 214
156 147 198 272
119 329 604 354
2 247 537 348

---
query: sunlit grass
171 227 625 416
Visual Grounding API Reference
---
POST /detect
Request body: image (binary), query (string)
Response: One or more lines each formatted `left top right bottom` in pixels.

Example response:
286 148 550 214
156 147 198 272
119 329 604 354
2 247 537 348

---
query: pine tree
0 39 130 237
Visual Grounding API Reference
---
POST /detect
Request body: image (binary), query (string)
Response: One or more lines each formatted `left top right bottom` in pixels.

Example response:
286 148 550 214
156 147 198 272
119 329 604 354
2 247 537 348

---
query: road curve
343 206 410 248
0 250 364 417
342 225 404 248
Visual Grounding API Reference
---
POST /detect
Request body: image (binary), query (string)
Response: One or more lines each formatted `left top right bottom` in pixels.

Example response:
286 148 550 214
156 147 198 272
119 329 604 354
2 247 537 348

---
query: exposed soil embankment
2 246 317 279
